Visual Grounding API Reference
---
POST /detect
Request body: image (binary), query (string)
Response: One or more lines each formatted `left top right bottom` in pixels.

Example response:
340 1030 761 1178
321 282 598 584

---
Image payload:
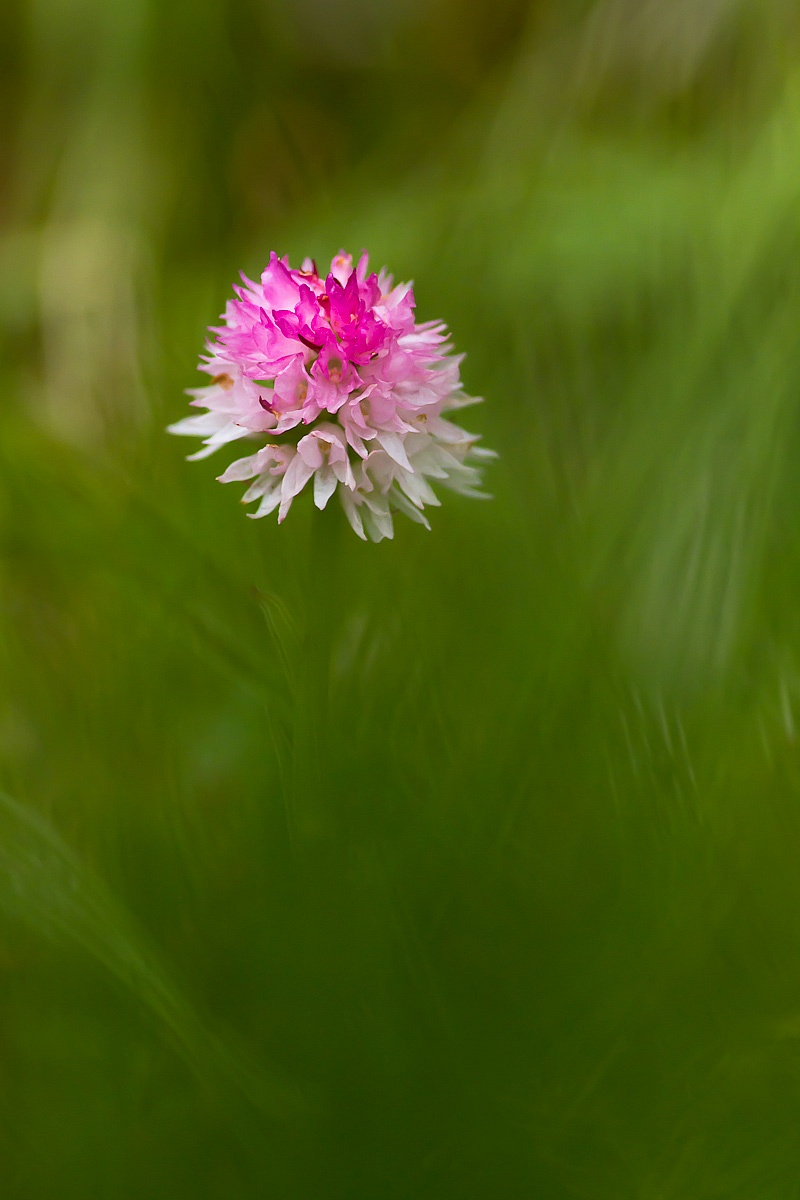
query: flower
168 250 494 541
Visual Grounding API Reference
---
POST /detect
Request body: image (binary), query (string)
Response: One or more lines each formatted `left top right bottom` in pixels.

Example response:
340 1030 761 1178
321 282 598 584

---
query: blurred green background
4 0 800 1195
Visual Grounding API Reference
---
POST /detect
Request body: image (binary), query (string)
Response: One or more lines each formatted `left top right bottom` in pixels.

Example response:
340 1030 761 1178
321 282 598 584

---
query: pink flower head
168 249 494 540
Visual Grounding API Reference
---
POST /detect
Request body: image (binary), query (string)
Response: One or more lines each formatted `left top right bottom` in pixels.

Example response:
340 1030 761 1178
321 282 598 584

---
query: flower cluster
169 250 493 540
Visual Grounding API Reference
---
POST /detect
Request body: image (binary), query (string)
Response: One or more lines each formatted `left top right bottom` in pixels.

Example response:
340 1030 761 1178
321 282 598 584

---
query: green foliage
3 1 800 1195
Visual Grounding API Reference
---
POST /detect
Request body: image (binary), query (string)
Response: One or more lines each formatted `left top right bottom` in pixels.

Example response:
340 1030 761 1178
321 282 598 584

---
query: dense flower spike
169 250 494 540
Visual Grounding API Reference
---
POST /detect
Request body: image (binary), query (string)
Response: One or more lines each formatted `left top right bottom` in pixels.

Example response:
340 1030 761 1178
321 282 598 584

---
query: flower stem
288 503 343 841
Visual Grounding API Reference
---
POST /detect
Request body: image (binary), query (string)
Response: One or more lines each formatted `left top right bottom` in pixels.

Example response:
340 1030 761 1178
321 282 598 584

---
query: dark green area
3 1 800 1195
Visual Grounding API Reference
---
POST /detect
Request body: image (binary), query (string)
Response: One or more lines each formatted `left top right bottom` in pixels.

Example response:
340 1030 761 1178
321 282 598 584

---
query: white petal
442 392 483 410
241 475 271 504
248 487 283 519
340 491 367 540
375 431 413 471
443 482 493 499
277 492 297 523
363 493 395 541
396 470 440 509
280 453 314 502
424 416 474 443
167 412 226 438
389 486 431 529
217 449 271 482
440 463 490 496
186 421 251 460
363 503 394 542
313 468 338 510
411 441 463 477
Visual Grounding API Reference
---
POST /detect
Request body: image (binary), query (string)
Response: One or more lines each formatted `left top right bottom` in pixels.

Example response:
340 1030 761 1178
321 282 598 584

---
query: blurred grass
4 0 800 1196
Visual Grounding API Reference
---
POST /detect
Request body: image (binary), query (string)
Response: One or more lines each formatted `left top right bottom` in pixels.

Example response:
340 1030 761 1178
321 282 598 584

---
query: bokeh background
3 0 800 1195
